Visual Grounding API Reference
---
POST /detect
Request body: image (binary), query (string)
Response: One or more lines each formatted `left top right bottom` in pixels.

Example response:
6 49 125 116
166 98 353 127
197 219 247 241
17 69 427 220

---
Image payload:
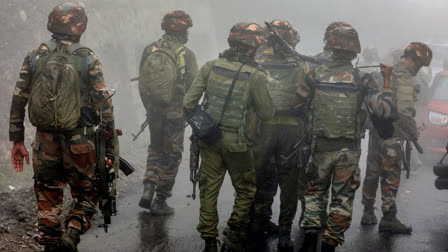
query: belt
37 126 94 136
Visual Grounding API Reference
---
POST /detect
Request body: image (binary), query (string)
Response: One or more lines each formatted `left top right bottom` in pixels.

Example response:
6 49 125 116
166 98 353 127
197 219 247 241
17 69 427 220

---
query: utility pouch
185 105 221 144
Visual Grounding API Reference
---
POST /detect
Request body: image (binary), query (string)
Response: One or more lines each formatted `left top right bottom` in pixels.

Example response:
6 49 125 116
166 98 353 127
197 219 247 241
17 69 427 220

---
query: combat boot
278 234 294 251
60 227 80 252
265 220 279 235
150 197 174 215
44 244 59 252
138 182 155 210
203 238 219 252
379 215 412 234
222 227 245 252
321 239 337 252
298 232 318 252
361 206 378 225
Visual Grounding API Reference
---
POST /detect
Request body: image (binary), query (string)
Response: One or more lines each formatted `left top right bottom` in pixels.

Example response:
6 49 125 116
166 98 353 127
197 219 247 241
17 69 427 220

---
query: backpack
28 40 89 131
138 41 186 107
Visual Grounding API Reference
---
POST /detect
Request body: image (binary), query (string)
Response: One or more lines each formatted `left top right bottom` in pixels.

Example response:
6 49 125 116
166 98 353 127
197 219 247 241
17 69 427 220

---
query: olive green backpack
28 40 89 131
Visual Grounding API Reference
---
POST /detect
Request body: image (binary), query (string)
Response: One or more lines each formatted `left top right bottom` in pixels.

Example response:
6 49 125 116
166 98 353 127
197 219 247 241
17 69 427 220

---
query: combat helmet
47 2 87 37
403 42 432 66
228 22 265 49
323 22 352 44
161 10 192 33
267 19 300 47
324 24 361 54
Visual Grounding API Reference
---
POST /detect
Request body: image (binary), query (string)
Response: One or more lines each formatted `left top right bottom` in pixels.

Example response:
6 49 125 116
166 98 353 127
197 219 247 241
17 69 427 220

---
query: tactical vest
309 68 364 140
261 62 300 113
204 59 258 137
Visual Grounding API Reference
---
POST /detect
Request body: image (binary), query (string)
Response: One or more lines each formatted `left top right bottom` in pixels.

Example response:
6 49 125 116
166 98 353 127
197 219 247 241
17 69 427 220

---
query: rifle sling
218 63 245 125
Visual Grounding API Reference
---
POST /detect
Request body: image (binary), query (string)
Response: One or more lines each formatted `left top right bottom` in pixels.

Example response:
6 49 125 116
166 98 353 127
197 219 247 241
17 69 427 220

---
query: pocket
70 142 94 154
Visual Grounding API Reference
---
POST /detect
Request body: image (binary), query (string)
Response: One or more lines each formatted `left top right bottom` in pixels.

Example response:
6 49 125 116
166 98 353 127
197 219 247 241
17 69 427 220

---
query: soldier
138 10 198 215
250 20 308 251
183 22 273 252
361 42 432 233
294 24 395 252
9 3 115 251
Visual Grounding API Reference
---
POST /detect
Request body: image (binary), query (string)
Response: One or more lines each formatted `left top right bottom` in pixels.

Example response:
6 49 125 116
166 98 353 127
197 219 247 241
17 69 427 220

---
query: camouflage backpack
28 40 89 131
138 40 187 107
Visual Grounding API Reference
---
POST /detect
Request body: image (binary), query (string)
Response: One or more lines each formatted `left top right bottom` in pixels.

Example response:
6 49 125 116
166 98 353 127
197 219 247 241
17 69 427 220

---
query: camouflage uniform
295 25 394 247
251 20 308 247
9 3 114 247
183 23 273 251
362 43 432 232
138 11 198 206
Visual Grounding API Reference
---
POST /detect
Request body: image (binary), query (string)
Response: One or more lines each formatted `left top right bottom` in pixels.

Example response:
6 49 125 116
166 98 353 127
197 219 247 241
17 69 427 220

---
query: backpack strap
66 43 92 55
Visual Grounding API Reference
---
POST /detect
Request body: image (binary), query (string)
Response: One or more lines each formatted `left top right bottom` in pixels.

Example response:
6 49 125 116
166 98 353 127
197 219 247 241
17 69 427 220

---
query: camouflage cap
47 3 87 37
324 24 361 53
324 21 352 42
228 22 265 49
403 42 432 66
268 20 300 47
161 10 192 32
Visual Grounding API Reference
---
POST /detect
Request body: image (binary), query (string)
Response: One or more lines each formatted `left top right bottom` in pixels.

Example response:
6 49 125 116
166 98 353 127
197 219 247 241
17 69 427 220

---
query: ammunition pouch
185 105 221 144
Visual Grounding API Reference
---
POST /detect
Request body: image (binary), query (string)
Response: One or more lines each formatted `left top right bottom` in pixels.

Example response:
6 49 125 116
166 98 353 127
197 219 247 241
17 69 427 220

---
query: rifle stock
264 21 321 65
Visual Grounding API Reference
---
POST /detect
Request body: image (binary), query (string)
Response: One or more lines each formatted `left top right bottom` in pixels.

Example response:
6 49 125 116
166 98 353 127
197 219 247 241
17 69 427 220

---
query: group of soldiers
8 3 433 252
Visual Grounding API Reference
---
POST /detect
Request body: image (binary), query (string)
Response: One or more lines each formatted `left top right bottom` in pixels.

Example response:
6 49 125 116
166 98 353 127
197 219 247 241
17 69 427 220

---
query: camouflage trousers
197 138 256 240
300 147 361 245
143 117 184 199
252 123 305 233
362 129 402 216
32 130 97 245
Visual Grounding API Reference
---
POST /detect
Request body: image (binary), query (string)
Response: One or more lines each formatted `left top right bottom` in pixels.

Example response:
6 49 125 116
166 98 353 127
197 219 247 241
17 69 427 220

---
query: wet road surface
79 135 448 252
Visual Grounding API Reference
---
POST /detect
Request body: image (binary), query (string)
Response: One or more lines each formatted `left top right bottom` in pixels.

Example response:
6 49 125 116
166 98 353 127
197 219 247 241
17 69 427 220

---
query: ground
1 134 448 252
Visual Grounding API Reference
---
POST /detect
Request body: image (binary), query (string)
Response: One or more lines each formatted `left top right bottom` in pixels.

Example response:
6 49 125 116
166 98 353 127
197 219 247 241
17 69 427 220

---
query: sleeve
363 74 395 120
9 52 33 142
87 51 115 129
183 48 199 92
183 61 214 111
250 71 274 121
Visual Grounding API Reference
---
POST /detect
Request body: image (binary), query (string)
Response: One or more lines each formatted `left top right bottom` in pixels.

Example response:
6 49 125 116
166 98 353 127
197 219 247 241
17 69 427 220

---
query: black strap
218 63 245 124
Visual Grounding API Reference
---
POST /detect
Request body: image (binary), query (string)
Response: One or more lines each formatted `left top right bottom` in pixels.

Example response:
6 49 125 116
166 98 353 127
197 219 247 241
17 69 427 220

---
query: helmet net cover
323 25 361 54
47 2 87 37
161 10 192 32
228 22 266 49
403 42 433 66
268 19 300 47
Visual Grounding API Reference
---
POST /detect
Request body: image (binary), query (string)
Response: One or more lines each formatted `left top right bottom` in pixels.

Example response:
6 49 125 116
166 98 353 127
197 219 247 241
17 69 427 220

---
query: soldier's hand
105 157 114 170
11 141 29 172
380 63 392 88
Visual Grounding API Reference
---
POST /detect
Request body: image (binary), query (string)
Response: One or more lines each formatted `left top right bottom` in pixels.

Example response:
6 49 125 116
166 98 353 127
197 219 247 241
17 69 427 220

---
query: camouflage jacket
138 33 198 118
293 59 394 140
9 39 114 142
257 48 308 125
391 61 420 137
183 58 274 151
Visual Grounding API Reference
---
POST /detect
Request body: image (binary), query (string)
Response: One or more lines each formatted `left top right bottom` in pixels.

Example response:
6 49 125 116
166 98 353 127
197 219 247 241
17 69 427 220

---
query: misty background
1 0 448 191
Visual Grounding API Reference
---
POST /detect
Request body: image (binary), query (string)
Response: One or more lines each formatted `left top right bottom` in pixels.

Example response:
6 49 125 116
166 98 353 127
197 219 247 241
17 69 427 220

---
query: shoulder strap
42 39 58 52
66 43 92 55
218 63 245 125
316 65 353 82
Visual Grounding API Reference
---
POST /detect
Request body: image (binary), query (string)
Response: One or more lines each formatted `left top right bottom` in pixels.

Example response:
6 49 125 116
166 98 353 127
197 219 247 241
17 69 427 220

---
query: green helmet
47 3 87 37
267 19 300 47
323 22 351 43
228 22 265 49
403 42 432 66
324 24 361 54
161 10 192 32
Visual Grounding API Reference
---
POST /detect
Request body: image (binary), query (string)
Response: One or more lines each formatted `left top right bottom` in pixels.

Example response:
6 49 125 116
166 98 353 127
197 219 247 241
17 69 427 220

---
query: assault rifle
187 135 200 200
264 21 321 65
132 114 151 141
399 125 424 179
95 89 135 233
280 139 311 167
